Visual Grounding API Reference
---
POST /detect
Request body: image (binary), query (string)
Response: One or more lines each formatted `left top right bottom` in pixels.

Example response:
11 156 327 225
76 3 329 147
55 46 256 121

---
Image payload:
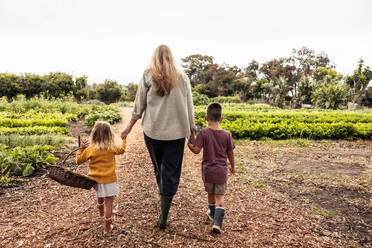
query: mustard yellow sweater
76 140 126 184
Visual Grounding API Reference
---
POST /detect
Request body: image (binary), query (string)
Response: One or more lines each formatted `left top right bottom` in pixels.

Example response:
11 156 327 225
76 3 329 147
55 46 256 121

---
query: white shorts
94 181 119 198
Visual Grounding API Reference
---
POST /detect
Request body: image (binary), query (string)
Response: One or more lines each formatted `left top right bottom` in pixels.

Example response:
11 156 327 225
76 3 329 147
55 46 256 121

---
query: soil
268 142 372 246
0 108 371 247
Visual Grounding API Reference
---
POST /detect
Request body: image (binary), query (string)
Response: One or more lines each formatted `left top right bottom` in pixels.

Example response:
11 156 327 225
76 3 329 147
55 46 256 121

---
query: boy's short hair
206 102 222 122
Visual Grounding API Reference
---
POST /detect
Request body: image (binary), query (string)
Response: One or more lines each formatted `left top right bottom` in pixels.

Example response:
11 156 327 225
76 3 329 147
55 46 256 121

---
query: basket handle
61 147 81 166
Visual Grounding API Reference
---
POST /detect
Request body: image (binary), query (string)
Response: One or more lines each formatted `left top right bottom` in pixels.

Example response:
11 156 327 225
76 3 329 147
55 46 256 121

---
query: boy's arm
114 139 127 155
227 150 235 174
188 129 203 154
187 141 202 154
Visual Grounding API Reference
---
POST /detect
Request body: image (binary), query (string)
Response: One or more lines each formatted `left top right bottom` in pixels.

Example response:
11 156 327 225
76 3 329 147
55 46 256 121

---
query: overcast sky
1 0 371 85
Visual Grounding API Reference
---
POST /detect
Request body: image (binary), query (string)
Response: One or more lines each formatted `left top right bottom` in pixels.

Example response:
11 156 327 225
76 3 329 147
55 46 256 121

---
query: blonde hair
89 121 115 151
149 45 181 96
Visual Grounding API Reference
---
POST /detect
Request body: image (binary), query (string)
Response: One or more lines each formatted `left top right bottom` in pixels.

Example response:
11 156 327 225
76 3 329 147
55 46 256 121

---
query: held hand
229 166 235 175
81 138 90 149
121 127 131 140
189 131 196 145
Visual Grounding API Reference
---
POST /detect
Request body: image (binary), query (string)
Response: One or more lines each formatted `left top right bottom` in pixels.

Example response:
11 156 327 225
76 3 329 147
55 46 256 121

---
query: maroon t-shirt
194 128 235 184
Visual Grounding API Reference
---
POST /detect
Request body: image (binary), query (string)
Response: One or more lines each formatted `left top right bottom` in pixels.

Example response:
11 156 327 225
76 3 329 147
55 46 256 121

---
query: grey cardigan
132 70 196 140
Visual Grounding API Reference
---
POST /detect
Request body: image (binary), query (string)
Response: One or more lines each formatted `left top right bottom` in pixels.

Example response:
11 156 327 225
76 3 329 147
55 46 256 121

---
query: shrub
95 80 124 104
192 92 209 106
311 80 351 109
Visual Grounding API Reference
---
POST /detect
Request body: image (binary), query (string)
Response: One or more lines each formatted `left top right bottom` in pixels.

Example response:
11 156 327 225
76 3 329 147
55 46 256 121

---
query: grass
312 207 336 218
240 175 267 188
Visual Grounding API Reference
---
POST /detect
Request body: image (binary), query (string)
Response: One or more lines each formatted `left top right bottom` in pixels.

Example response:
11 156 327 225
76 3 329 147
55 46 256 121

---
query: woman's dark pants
144 133 185 197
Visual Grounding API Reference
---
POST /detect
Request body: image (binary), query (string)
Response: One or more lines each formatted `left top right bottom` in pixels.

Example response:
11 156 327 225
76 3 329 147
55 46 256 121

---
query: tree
344 59 372 104
42 72 75 99
292 76 317 106
209 64 241 96
287 47 334 102
0 73 20 99
95 80 124 104
73 76 88 102
244 60 259 80
259 58 300 100
272 76 291 108
121 83 138 101
251 78 272 102
181 54 214 86
289 47 334 77
18 73 44 99
313 67 343 82
362 86 372 107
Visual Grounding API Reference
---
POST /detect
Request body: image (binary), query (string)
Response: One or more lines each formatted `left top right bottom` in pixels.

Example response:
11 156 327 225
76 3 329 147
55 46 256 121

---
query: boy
188 102 235 234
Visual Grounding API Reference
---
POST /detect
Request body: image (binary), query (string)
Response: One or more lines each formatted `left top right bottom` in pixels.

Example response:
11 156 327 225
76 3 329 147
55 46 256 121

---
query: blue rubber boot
212 207 225 234
207 204 215 221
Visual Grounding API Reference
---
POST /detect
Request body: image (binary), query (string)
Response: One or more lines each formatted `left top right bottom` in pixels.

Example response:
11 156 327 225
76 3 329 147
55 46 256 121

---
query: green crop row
0 145 57 180
219 119 372 140
0 126 69 135
0 118 68 128
194 103 278 112
0 110 78 121
194 104 372 140
195 110 372 124
0 135 73 148
0 96 91 117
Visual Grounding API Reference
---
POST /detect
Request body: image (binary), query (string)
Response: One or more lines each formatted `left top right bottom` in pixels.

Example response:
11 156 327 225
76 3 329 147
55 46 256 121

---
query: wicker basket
48 147 96 190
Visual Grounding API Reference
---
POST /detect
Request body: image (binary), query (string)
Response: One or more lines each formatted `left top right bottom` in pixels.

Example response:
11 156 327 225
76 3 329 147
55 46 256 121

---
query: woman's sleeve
132 71 149 120
185 75 196 132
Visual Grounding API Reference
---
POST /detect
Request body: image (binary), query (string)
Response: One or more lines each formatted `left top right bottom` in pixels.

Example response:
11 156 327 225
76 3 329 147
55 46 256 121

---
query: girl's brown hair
89 121 115 151
149 45 181 96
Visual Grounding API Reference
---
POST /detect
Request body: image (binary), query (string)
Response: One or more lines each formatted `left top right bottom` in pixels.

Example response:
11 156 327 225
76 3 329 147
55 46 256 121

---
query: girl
76 121 126 233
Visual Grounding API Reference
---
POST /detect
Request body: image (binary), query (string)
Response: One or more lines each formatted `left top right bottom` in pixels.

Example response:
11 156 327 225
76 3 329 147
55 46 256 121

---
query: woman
121 45 196 229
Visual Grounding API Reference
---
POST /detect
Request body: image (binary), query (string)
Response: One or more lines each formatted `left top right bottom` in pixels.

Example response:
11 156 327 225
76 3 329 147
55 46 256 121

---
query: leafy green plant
0 145 57 180
85 105 122 126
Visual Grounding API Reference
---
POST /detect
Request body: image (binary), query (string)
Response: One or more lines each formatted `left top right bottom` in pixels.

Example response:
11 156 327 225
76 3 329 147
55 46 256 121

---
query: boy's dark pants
144 133 185 228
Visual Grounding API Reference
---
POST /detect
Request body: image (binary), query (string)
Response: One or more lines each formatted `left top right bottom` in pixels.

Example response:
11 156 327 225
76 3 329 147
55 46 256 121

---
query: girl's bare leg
104 197 114 232
98 197 104 217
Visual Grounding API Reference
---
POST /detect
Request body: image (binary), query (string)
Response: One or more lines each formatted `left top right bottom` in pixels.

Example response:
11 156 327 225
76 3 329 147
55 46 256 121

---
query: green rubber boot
158 195 173 229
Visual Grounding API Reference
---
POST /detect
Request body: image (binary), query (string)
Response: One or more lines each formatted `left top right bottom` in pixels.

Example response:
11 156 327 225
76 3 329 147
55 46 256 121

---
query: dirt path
1 108 350 247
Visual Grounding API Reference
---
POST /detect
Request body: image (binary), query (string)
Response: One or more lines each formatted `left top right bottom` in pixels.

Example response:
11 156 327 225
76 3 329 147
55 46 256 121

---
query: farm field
0 104 371 247
195 104 372 140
